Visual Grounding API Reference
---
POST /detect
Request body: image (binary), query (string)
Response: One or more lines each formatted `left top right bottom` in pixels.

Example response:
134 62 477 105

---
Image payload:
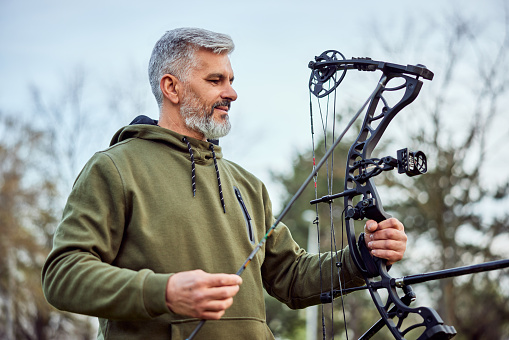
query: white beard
180 88 231 140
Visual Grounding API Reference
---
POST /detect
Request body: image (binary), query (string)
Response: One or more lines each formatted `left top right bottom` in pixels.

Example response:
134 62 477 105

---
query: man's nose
222 83 237 102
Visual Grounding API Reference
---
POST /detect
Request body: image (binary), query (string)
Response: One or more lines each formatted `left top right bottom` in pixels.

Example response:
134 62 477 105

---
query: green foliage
265 292 306 340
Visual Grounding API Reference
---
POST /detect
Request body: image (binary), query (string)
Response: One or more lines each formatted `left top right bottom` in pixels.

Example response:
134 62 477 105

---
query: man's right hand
165 269 242 319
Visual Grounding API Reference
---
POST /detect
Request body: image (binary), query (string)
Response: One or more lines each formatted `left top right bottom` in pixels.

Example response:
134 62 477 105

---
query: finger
199 284 241 302
199 307 228 320
368 239 406 252
369 227 407 242
165 271 241 317
377 217 404 231
175 285 239 318
364 220 378 233
364 220 379 248
204 273 243 288
370 248 404 266
200 310 226 320
369 238 406 265
194 290 238 319
199 296 235 313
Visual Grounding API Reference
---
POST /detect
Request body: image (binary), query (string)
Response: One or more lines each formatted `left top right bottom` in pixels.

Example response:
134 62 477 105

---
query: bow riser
344 73 423 272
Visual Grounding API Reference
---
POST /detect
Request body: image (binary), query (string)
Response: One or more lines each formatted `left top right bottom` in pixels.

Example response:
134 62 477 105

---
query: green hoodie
42 121 364 339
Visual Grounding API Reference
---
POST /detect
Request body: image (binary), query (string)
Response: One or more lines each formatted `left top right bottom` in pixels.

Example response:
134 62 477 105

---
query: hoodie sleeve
259 186 365 309
41 152 171 320
261 224 365 309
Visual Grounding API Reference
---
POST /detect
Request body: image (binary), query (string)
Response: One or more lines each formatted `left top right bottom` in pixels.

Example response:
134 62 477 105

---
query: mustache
212 100 231 111
207 100 231 117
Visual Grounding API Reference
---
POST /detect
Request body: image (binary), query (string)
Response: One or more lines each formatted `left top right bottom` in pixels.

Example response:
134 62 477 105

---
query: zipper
234 186 255 244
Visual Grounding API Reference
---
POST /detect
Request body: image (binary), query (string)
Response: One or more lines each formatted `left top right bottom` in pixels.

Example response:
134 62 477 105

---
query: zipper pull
234 187 252 221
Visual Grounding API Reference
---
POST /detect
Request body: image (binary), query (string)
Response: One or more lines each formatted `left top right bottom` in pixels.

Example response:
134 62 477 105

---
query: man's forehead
192 49 234 76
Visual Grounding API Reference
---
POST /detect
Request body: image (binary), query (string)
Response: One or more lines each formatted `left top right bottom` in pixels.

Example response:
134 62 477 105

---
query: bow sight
310 147 427 206
397 148 427 176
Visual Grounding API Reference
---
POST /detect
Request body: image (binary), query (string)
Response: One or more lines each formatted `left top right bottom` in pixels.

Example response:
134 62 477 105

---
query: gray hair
148 27 235 109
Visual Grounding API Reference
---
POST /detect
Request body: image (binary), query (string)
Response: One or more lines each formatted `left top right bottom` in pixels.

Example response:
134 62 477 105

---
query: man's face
179 49 237 140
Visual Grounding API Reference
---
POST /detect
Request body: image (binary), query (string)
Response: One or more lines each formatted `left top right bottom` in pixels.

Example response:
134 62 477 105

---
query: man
42 28 407 339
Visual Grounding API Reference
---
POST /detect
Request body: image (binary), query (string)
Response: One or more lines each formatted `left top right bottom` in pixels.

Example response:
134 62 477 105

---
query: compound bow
307 49 509 339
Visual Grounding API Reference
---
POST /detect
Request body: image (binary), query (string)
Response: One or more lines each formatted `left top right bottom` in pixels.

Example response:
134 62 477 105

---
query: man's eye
209 79 220 84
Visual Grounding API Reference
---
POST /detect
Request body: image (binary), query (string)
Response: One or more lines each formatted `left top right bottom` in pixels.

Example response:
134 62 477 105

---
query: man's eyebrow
207 73 235 82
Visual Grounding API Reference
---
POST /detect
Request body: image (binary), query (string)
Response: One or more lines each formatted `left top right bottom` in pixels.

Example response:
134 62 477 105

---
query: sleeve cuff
143 272 173 317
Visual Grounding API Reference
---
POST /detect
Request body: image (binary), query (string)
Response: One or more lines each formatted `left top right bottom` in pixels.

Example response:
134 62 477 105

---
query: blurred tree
104 61 154 123
29 67 89 186
0 113 95 339
28 66 147 191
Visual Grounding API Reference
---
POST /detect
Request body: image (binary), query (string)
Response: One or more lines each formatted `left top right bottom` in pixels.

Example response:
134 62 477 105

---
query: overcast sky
1 0 505 210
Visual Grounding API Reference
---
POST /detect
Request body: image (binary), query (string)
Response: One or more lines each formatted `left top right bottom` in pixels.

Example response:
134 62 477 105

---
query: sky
1 0 506 211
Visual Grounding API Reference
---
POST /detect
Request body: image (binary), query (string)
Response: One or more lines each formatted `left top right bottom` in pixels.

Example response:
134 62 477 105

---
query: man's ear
160 74 181 105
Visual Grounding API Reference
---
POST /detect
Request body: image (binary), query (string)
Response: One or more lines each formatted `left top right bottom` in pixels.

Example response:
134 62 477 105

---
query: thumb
364 220 378 234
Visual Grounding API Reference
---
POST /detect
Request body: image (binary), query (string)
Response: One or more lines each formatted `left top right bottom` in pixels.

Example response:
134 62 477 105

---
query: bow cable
309 90 327 339
311 78 346 339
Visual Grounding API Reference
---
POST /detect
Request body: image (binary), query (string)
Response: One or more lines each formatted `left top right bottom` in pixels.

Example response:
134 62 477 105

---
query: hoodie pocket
234 186 255 244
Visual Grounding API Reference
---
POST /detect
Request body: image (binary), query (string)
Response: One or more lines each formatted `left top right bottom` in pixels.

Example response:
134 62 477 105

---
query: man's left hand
364 218 407 266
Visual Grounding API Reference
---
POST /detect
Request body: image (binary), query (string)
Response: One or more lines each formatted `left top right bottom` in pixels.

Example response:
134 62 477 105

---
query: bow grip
358 233 392 278
358 233 380 277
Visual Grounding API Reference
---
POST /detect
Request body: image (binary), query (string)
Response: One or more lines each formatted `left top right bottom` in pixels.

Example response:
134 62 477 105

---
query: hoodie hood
111 115 219 146
109 115 225 212
109 115 222 161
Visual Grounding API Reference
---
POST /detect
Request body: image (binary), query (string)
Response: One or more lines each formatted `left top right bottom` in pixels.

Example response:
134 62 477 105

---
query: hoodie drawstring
182 137 196 197
209 144 226 213
182 138 226 214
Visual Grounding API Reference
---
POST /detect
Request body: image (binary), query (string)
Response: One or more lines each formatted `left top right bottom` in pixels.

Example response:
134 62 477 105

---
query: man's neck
158 109 206 141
